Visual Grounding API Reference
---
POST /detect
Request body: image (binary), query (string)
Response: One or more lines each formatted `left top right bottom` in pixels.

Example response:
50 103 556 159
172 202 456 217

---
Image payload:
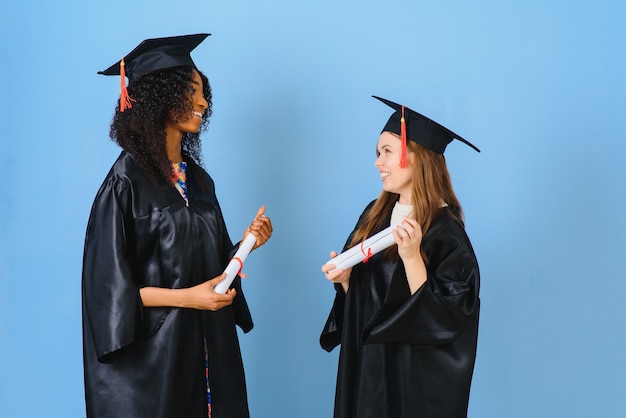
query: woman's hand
393 216 423 262
183 274 236 311
322 251 352 293
245 205 273 250
393 216 427 294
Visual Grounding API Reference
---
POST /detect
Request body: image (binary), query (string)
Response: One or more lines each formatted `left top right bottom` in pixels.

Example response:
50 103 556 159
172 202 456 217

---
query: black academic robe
321 201 480 418
82 151 253 418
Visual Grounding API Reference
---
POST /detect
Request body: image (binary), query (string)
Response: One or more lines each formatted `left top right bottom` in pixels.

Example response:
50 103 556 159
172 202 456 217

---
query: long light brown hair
349 136 464 261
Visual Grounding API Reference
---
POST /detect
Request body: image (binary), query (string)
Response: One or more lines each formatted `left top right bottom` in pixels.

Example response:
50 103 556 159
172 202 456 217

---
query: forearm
403 256 427 295
139 286 190 308
140 276 234 311
340 281 349 293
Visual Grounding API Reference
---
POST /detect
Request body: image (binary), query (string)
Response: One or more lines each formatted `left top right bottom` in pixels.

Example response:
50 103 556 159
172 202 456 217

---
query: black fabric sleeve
82 176 145 362
210 176 254 334
320 200 377 351
363 219 480 345
319 285 346 352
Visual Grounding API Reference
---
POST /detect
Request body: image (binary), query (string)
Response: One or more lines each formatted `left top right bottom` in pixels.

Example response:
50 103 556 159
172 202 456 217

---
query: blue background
1 1 625 417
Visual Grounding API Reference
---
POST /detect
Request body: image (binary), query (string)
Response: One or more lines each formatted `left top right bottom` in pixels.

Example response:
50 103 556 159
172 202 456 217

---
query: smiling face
165 69 209 136
375 131 414 204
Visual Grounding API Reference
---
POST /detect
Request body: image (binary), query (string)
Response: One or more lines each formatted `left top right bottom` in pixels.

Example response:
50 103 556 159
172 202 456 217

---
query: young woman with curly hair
320 96 480 418
82 34 272 418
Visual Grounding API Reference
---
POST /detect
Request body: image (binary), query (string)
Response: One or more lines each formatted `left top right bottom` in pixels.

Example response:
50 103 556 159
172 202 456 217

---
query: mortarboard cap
99 33 210 111
373 96 479 165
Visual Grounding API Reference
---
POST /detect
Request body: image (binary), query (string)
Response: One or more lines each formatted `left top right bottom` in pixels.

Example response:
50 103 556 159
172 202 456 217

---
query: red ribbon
360 242 373 263
232 257 247 278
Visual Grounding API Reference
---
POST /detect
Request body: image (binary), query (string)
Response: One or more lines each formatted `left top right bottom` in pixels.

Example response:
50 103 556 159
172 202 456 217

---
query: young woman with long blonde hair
321 96 481 418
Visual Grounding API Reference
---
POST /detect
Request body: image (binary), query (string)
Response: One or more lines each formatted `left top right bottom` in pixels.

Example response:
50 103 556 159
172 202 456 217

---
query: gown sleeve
228 243 254 333
82 175 145 362
319 284 347 352
320 200 377 352
208 174 254 333
363 216 480 345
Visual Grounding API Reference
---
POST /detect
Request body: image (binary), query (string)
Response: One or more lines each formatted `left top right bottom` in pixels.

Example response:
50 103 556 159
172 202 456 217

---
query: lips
192 111 204 119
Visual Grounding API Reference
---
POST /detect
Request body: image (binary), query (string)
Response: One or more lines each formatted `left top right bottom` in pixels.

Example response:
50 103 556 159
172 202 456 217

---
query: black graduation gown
321 201 480 418
82 151 253 418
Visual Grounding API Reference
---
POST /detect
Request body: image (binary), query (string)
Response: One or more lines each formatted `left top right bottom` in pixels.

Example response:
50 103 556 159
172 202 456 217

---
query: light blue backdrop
1 1 625 417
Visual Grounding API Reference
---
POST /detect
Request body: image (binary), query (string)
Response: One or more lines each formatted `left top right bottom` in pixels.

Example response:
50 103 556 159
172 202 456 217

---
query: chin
184 126 201 134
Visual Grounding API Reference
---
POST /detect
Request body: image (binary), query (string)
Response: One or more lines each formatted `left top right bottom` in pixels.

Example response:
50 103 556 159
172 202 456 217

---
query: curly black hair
110 66 213 187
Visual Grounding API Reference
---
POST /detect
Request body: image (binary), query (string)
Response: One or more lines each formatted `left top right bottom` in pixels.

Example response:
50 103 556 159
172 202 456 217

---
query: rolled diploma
325 224 399 272
214 233 257 294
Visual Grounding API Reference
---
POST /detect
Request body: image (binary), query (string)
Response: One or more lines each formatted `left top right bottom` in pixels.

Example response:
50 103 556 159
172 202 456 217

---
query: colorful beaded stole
171 162 189 206
205 338 212 417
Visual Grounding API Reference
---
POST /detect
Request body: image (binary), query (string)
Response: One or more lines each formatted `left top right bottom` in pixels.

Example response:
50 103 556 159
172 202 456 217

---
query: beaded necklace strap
171 161 189 206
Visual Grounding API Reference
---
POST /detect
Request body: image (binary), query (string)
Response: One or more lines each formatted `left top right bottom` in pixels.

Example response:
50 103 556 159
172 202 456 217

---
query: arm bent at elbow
139 274 236 311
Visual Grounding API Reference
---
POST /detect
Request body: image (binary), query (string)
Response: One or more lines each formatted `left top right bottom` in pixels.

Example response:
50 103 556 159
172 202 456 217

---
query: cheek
390 155 403 168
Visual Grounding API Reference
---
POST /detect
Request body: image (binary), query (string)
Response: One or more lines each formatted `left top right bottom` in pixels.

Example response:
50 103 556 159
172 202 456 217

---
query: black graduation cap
373 96 479 162
99 33 210 111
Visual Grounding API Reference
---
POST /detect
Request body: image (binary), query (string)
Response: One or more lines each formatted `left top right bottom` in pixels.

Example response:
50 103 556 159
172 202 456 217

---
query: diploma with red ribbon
325 224 398 273
214 233 257 294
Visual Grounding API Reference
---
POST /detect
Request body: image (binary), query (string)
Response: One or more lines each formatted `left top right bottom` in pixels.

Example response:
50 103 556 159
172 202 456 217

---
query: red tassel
119 58 135 112
400 106 408 168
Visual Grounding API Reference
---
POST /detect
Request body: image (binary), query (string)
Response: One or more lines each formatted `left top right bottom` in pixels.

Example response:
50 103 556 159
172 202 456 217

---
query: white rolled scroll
214 233 257 294
325 224 400 273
